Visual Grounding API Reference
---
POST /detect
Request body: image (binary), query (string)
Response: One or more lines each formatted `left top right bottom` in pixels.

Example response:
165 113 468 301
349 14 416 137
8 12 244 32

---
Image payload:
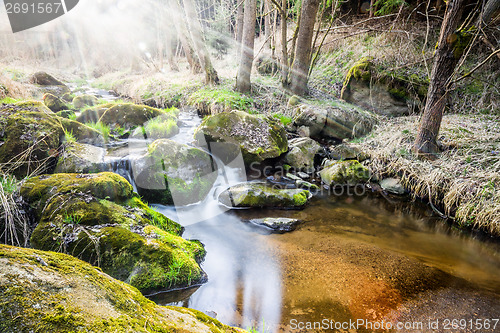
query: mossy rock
21 172 205 291
188 87 255 116
57 117 105 145
14 100 52 113
0 244 242 333
291 101 376 141
55 110 75 119
73 94 99 109
194 110 288 165
341 58 428 117
328 143 368 161
284 137 322 172
319 160 371 186
61 92 75 103
54 142 108 173
0 103 63 177
132 139 217 205
77 103 172 129
256 57 279 75
43 93 68 112
218 182 311 209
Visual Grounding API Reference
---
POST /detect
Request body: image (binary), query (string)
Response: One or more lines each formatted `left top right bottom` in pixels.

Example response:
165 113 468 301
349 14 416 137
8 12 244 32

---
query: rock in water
248 217 301 232
21 172 206 292
54 142 108 173
380 178 406 195
320 160 371 186
284 137 322 172
0 244 241 332
194 110 288 165
291 101 376 141
219 182 310 209
131 139 217 206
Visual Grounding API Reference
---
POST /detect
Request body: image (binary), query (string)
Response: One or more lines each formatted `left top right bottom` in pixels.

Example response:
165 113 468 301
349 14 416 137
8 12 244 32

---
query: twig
451 49 500 84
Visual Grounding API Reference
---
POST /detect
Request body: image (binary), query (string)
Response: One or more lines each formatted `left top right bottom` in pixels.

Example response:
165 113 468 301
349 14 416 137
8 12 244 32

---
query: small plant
63 128 77 144
0 174 17 194
63 214 83 225
272 113 293 127
87 121 110 142
68 113 77 121
134 116 179 139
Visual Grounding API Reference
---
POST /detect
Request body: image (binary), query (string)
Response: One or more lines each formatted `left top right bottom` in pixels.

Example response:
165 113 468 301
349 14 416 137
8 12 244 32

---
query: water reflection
153 206 282 332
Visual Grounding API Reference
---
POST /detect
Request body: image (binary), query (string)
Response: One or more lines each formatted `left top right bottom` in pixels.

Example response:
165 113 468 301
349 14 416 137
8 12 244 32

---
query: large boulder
29 71 65 86
291 101 376 141
320 160 371 186
328 142 368 161
218 182 310 209
0 103 63 177
77 103 173 129
57 117 105 145
54 142 108 173
0 244 242 333
131 139 217 206
20 172 206 292
284 137 322 172
194 110 288 165
340 57 427 117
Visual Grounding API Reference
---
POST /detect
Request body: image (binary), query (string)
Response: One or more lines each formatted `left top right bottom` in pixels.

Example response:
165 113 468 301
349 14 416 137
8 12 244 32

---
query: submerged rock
21 172 205 292
0 244 241 333
42 93 68 112
54 142 108 173
72 94 99 109
194 110 288 165
284 137 322 172
380 177 406 195
219 182 310 209
248 217 301 232
291 101 376 141
340 57 427 117
320 160 371 186
131 139 217 206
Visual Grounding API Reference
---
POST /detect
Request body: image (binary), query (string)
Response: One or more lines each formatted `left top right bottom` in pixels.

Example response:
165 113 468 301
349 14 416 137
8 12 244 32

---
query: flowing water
104 110 500 332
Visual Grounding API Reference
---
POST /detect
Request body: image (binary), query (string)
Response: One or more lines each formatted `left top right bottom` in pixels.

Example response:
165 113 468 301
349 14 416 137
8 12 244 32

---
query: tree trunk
264 0 272 48
280 0 288 86
289 0 320 96
369 0 375 17
236 0 257 92
480 0 500 25
182 0 220 84
413 0 465 155
236 0 245 44
170 0 201 73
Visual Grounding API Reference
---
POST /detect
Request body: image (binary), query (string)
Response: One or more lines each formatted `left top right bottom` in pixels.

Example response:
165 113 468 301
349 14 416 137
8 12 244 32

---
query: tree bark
170 0 201 73
236 0 257 92
413 0 465 155
236 0 245 44
280 0 288 86
289 0 321 96
264 0 272 48
182 0 220 84
480 0 500 25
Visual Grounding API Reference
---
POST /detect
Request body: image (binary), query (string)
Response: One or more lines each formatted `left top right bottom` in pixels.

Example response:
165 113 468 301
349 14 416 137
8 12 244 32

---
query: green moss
188 87 255 115
293 191 310 206
73 94 99 109
449 27 475 59
320 160 370 185
0 244 238 332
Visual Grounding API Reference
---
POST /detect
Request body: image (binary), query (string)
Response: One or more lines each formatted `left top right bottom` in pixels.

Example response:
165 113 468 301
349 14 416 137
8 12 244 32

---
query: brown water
150 192 500 332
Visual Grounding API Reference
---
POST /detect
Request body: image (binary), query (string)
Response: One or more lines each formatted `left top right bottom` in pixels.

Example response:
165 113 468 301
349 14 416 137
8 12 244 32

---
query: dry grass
357 114 500 236
0 174 30 247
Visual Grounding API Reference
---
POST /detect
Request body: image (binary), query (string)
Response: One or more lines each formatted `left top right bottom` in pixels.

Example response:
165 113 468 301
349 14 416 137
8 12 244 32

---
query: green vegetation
134 115 179 139
0 174 17 194
189 86 255 115
272 113 293 127
87 121 111 142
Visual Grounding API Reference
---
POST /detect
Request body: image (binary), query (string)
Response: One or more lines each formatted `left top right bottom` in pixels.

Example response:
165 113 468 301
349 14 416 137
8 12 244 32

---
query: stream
99 107 500 332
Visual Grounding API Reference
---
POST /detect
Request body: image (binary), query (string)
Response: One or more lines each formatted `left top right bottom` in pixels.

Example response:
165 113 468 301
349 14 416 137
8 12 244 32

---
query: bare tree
182 0 220 84
289 0 321 96
236 0 257 92
413 0 499 155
